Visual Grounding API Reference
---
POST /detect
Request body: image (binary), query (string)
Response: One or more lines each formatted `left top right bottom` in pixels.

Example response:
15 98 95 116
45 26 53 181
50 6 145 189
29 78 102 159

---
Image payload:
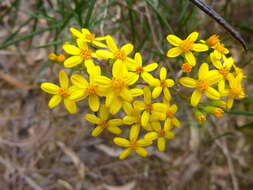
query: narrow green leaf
226 110 253 116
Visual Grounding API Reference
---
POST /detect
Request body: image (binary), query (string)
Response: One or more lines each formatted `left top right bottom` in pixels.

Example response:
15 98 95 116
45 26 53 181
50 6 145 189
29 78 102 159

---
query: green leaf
225 110 253 116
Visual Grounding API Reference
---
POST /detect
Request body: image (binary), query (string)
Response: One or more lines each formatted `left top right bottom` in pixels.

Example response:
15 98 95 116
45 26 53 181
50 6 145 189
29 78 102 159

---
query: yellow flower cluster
41 28 246 159
167 32 246 122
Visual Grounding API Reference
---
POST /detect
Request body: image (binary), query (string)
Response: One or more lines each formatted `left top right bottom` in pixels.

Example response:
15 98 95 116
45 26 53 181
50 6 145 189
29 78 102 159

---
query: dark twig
189 0 247 51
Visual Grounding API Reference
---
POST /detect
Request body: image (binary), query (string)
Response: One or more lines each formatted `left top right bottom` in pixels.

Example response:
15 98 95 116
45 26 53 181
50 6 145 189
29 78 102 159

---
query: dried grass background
0 0 253 190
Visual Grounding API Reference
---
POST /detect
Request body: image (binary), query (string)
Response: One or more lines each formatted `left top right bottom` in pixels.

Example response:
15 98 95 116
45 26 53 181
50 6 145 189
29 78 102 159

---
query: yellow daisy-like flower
210 53 234 92
151 67 175 101
233 65 246 80
85 104 123 136
94 61 142 114
63 39 96 68
134 87 166 127
213 42 229 59
164 103 181 130
69 27 107 48
126 52 158 84
113 133 152 160
179 63 222 106
166 32 208 66
41 70 77 114
96 35 134 66
69 66 105 112
222 75 245 109
144 121 175 152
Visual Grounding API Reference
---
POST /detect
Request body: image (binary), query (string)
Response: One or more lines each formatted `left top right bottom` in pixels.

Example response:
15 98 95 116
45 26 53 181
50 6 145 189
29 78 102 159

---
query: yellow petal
71 74 88 88
113 59 127 77
152 87 162 99
141 111 150 127
69 27 82 38
63 99 77 114
77 38 88 49
64 56 83 68
113 137 130 147
144 132 158 141
144 63 158 72
108 119 123 127
121 43 134 55
206 87 220 100
48 95 62 108
165 131 175 139
41 82 59 94
135 147 148 157
130 88 143 97
141 72 159 86
191 90 202 106
129 124 140 141
92 126 104 136
198 63 209 79
92 41 107 48
69 89 86 101
109 96 122 114
59 70 69 89
88 95 99 112
143 87 151 104
106 36 118 52
185 52 196 66
227 97 234 109
85 114 100 124
119 148 132 160
163 88 171 101
62 44 80 55
166 47 182 57
218 80 225 92
166 79 175 87
95 50 113 59
157 137 166 152
120 88 133 102
99 104 109 120
151 121 162 131
160 67 167 80
179 77 196 88
206 70 222 85
107 126 122 135
105 92 114 107
133 101 145 110
172 117 181 128
186 32 199 42
166 34 182 46
192 43 208 52
134 52 142 66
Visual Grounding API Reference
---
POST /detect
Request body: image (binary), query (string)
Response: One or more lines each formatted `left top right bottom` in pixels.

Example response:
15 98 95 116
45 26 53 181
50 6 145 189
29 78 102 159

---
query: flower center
196 79 209 92
111 77 125 92
145 104 153 112
207 34 220 47
166 110 174 118
229 88 242 97
160 80 167 88
58 88 70 98
100 120 108 129
129 141 138 149
86 84 97 95
157 130 165 137
181 63 192 73
114 50 126 60
180 40 193 52
136 66 144 74
80 49 92 60
219 66 229 77
212 108 224 117
85 33 95 41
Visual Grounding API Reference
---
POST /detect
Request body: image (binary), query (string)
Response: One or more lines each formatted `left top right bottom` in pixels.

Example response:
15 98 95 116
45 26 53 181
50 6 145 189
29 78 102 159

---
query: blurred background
0 0 253 189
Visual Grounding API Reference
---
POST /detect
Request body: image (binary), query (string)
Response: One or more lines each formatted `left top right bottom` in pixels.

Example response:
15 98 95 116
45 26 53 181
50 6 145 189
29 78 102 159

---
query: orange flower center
160 80 167 88
100 120 109 129
136 66 144 74
180 40 193 52
80 49 92 60
145 104 153 112
219 66 229 77
58 88 70 98
212 108 224 117
85 33 95 41
196 79 209 92
166 110 174 118
206 34 220 47
114 50 126 60
229 88 242 97
86 84 97 95
111 77 125 92
129 141 138 149
181 63 192 73
157 130 165 137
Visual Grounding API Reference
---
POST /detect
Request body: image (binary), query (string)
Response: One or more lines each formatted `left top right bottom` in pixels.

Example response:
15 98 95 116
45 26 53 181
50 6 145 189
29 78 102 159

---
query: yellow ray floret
166 32 208 66
40 70 77 114
179 63 222 106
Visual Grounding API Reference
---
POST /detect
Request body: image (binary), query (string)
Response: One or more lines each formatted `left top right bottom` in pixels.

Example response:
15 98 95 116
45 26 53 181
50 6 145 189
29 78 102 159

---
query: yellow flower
179 63 222 106
151 67 175 101
222 75 245 109
166 32 208 66
206 34 220 47
126 52 158 84
113 133 152 160
69 67 105 112
134 87 166 127
63 39 96 68
85 105 123 136
41 70 77 114
213 42 229 58
144 121 175 152
210 53 234 92
70 27 107 48
96 36 134 66
48 53 58 61
164 103 181 130
94 61 142 114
